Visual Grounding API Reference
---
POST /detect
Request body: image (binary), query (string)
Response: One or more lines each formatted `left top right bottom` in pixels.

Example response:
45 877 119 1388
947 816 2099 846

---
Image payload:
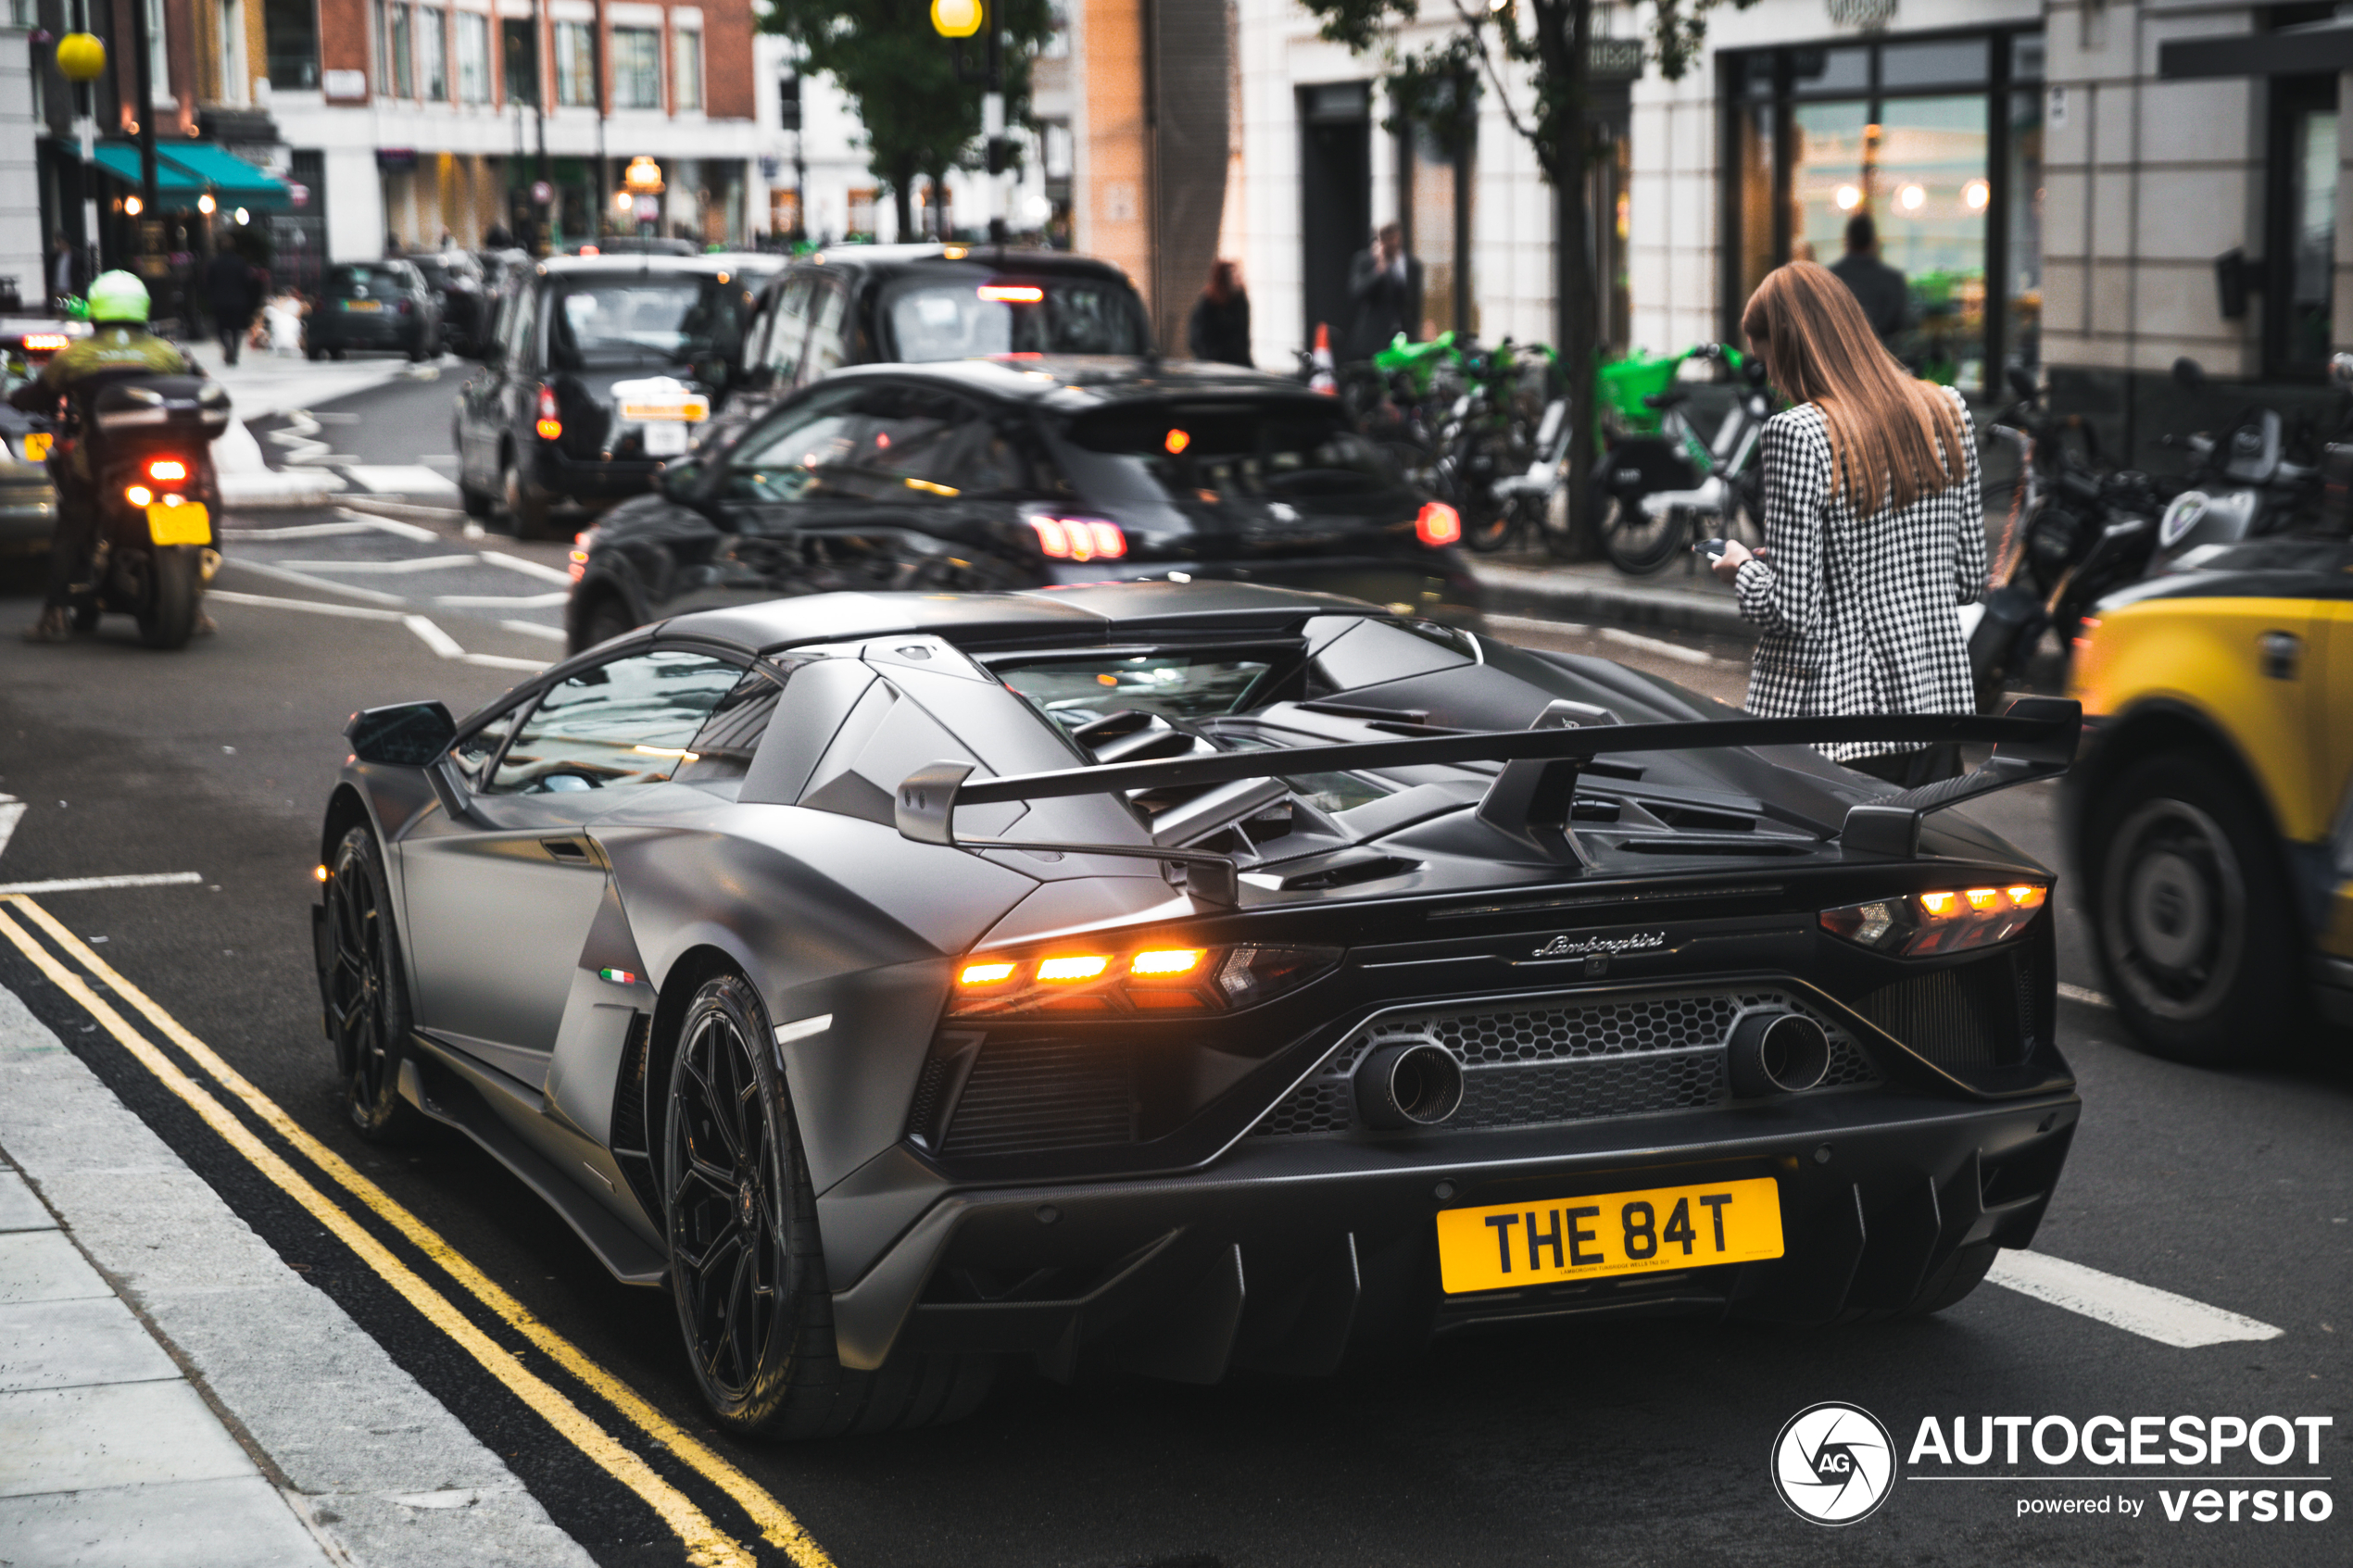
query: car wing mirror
346 700 458 766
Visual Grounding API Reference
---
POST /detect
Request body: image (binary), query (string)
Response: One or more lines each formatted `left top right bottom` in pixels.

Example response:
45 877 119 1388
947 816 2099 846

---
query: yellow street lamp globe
623 155 664 194
55 31 106 82
930 0 982 39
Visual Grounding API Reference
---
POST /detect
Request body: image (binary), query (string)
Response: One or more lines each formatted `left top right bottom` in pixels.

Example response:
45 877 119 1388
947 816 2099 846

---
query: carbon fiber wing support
893 698 2082 884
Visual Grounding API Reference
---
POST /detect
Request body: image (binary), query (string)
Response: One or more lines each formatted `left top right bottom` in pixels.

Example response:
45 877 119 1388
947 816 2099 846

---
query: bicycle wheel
1593 474 1687 575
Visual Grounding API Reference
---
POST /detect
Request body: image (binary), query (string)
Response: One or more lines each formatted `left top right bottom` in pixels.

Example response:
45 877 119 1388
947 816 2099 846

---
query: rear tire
136 546 199 649
2087 751 2299 1063
575 593 636 652
503 450 554 539
1592 474 1685 576
322 825 429 1143
663 972 998 1438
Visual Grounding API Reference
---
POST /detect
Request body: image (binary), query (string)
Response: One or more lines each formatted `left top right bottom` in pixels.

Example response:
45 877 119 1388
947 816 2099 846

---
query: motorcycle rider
16 270 202 643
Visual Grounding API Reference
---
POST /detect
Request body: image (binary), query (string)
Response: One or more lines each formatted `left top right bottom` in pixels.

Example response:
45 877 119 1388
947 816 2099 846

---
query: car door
396 646 749 1085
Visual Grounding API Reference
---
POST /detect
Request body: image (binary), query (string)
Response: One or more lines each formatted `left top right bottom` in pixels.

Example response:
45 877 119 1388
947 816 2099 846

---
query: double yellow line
0 896 832 1568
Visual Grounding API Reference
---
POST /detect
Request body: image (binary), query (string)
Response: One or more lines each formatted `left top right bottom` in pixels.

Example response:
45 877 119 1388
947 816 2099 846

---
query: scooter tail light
1819 883 2048 958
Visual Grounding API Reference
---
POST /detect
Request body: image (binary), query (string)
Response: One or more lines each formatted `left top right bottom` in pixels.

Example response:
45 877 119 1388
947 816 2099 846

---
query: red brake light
1416 501 1462 546
977 283 1045 303
535 385 560 442
1026 516 1126 561
146 458 188 482
21 332 68 352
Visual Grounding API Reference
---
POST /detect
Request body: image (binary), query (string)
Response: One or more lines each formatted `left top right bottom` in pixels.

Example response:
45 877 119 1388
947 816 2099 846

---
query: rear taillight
570 528 595 582
535 384 561 441
1416 500 1461 546
1027 515 1126 562
1819 884 2048 959
949 941 1339 1017
146 458 188 483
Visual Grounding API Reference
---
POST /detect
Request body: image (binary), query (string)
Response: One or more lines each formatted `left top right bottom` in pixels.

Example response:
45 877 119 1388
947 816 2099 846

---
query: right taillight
949 941 1339 1017
1819 884 2048 959
1026 515 1126 561
535 384 561 441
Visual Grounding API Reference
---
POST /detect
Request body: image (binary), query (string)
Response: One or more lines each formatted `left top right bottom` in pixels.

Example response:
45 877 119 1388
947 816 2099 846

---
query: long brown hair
1740 259 1965 515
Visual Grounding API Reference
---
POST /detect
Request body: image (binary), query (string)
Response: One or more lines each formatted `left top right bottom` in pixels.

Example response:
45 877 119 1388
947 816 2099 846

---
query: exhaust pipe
1726 1010 1831 1097
1355 1039 1465 1129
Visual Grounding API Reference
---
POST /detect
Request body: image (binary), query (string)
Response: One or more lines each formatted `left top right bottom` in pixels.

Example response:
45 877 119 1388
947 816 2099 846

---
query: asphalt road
0 374 2346 1568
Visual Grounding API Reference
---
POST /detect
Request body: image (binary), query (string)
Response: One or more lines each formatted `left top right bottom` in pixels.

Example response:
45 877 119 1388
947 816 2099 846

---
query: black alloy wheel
2093 752 2296 1062
661 971 999 1437
323 825 425 1140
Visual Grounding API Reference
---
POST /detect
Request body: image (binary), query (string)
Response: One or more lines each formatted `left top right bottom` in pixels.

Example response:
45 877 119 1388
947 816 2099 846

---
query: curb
1468 559 1752 639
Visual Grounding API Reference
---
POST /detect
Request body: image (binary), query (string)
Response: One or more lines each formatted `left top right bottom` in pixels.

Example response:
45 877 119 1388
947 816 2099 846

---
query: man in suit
1345 222 1422 361
1829 213 1908 345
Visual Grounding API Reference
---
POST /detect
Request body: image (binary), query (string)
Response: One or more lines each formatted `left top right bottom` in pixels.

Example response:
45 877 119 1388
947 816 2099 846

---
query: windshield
548 276 744 370
994 651 1275 732
885 279 1147 360
330 265 408 294
1051 400 1401 505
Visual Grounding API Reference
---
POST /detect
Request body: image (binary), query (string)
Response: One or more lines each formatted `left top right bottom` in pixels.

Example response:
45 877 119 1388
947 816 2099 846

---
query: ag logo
1771 1402 1895 1525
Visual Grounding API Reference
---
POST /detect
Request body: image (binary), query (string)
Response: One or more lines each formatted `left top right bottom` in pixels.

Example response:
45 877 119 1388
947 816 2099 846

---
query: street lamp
55 26 104 285
929 0 1004 244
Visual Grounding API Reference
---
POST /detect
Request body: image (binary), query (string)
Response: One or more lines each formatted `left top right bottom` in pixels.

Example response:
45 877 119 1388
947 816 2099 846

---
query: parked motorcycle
47 375 232 648
2149 355 2335 571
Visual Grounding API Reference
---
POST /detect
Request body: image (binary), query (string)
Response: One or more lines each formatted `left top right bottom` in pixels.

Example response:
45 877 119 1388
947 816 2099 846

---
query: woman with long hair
1188 259 1252 368
1710 259 1986 785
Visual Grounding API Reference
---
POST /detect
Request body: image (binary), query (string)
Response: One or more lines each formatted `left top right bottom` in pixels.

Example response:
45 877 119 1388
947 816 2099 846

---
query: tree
1297 0 1751 557
763 0 1054 240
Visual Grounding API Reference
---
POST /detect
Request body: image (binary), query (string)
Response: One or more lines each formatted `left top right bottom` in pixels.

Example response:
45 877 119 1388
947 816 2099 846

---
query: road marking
222 521 381 541
222 558 410 605
0 872 205 896
344 464 460 497
437 591 571 608
0 906 760 1568
1987 1249 2284 1348
0 795 22 862
0 898 830 1566
2057 982 2111 1008
206 588 408 621
403 614 467 659
1600 626 1721 665
501 619 571 643
276 555 480 575
478 550 576 586
462 651 548 671
263 409 354 466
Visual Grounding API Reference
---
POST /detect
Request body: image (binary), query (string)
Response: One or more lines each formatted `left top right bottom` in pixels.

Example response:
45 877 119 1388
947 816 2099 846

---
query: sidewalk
1468 552 1751 639
0 980 594 1568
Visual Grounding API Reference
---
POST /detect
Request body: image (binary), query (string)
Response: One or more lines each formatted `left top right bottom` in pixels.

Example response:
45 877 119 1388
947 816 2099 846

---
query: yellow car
2064 536 2353 1060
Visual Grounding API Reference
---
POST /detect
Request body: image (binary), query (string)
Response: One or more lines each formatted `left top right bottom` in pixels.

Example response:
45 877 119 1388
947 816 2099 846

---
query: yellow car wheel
2091 752 2297 1062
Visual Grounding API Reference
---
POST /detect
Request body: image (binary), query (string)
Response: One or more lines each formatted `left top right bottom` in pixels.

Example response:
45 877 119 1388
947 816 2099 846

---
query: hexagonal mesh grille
1250 987 1878 1137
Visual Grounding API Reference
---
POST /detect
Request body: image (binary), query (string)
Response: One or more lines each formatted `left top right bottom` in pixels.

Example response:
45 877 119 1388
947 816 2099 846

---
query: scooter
2146 356 2332 571
46 374 233 648
1590 344 1771 576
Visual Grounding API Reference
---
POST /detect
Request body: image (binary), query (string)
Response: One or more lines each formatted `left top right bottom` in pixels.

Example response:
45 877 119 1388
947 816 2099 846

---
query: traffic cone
1309 322 1338 395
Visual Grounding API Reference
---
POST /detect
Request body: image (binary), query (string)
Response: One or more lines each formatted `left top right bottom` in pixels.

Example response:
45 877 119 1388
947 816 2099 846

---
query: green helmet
86 270 151 324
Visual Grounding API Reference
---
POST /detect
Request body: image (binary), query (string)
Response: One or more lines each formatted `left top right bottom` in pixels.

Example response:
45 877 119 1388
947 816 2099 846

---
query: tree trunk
890 168 914 241
1539 0 1601 560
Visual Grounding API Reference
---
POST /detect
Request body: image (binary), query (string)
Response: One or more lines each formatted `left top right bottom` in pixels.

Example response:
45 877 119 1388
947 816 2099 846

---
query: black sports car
315 582 2081 1439
565 357 1480 650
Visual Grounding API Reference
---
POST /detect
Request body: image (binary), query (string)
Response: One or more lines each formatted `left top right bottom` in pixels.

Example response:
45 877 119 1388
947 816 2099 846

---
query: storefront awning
2158 23 2353 79
90 142 290 213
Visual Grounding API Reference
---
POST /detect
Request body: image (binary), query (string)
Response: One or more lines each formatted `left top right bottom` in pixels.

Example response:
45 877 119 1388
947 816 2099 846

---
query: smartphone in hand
1695 538 1730 562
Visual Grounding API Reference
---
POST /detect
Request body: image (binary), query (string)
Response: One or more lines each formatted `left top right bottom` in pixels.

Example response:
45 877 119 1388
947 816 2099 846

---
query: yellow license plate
21 431 51 462
146 500 210 545
622 401 708 421
344 299 383 311
1436 1175 1783 1293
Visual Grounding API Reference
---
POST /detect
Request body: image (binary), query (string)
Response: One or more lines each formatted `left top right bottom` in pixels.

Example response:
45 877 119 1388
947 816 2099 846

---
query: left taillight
535 384 561 441
569 527 596 582
1416 500 1461 546
949 941 1340 1017
1027 515 1126 562
1819 883 2048 959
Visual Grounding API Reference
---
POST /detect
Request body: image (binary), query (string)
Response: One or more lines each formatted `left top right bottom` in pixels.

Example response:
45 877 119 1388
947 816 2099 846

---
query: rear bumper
523 443 662 508
828 1085 2078 1378
0 478 57 549
309 311 421 346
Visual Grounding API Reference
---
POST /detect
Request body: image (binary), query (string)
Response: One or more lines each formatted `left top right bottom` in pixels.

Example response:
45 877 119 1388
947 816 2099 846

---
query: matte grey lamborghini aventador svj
314 581 2081 1438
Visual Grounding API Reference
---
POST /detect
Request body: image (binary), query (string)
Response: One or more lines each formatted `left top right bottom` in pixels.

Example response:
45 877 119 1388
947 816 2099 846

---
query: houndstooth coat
1732 389 1986 761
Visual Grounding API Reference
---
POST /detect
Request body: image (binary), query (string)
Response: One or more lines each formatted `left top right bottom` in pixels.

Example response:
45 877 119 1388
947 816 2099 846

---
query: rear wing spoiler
894 697 2080 906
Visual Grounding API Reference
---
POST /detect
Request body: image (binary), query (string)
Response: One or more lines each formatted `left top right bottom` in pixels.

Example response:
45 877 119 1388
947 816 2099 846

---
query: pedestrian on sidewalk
1829 213 1908 346
1709 259 1985 787
205 243 262 366
1188 259 1253 367
1344 223 1421 361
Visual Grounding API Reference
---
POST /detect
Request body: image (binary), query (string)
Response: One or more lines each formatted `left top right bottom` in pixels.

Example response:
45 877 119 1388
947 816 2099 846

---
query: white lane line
0 795 22 863
1987 1250 2284 1348
476 550 575 586
499 620 570 643
274 555 479 575
221 521 378 541
205 588 407 621
330 506 444 539
0 872 206 896
2057 983 2111 1008
435 591 570 608
220 558 409 606
402 614 467 659
460 652 547 672
1601 626 1721 665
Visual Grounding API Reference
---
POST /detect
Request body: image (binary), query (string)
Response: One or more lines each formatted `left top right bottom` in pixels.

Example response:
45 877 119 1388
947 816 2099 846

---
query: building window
457 12 490 103
2270 73 2338 374
673 26 703 113
1720 31 2042 391
555 20 596 107
848 185 875 238
264 0 321 90
419 7 447 101
612 27 660 109
501 16 537 106
146 0 170 104
376 1 416 98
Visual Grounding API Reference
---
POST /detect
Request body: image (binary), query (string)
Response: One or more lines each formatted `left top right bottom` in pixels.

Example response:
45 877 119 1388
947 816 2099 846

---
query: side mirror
2007 364 2039 401
346 700 457 766
2330 352 2353 390
2172 356 2206 392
